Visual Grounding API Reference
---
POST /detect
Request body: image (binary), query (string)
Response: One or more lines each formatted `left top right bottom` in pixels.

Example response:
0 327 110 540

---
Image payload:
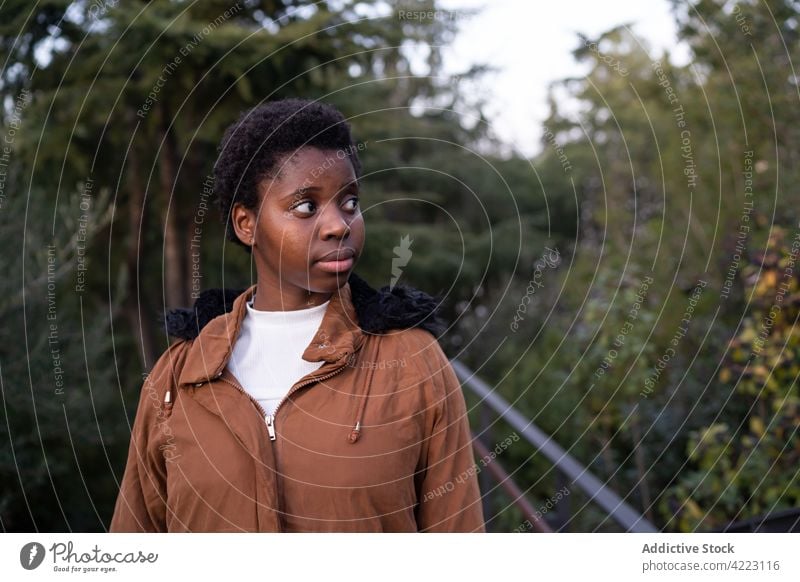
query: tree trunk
158 103 188 308
125 140 157 369
185 153 207 300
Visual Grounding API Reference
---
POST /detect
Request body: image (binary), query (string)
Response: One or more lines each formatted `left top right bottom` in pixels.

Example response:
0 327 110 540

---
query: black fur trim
162 272 447 340
162 288 243 341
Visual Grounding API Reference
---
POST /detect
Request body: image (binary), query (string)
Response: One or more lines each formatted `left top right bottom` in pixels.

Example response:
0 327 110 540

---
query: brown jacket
110 274 485 532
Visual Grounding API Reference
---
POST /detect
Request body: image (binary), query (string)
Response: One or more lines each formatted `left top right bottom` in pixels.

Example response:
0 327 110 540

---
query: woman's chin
302 272 353 294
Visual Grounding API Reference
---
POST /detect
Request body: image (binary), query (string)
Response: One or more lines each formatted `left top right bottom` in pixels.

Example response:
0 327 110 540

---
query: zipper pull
265 414 276 441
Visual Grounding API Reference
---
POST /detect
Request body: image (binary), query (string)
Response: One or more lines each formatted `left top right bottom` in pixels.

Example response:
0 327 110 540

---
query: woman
110 98 485 532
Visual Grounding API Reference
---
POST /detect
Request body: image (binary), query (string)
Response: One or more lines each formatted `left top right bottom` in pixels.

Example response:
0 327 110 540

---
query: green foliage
462 1 800 532
663 226 800 531
0 186 122 531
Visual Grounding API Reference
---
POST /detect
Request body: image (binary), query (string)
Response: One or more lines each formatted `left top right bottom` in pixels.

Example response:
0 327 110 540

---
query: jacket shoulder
141 338 193 398
391 326 457 390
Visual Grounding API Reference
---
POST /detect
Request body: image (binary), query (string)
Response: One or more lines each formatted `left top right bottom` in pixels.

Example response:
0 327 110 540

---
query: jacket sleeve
109 341 186 532
414 340 486 532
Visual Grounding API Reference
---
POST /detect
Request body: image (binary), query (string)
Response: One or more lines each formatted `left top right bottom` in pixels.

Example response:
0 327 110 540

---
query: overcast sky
436 0 691 157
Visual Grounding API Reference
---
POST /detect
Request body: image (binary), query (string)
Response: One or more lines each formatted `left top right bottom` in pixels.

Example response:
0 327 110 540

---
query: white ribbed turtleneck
227 292 329 417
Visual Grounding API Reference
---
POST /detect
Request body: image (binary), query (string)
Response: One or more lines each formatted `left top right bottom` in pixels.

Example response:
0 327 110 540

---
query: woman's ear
231 202 256 248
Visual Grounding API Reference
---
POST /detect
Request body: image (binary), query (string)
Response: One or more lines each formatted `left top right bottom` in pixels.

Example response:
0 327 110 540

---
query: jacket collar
168 272 446 387
177 281 363 387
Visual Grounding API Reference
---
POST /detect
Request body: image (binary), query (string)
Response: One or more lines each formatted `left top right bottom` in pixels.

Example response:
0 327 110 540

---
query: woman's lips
315 248 356 273
316 256 355 273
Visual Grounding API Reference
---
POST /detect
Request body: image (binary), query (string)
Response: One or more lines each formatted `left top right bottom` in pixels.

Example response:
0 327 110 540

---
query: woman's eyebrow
281 185 321 201
338 180 359 192
282 182 358 200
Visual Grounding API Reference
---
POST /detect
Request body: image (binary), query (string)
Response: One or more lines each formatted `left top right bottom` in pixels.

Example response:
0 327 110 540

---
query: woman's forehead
271 147 357 184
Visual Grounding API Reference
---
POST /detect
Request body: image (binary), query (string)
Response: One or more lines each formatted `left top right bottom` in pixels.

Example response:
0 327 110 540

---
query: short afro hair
213 98 362 251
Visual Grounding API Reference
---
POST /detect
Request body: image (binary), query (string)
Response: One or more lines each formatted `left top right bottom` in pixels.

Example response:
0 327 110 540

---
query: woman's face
231 146 365 310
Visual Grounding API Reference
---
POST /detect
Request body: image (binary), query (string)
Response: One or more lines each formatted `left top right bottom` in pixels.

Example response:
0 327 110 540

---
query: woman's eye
293 201 316 215
292 197 359 215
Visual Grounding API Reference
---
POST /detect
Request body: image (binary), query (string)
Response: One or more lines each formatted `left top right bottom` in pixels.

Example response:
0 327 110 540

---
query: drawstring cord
348 351 376 444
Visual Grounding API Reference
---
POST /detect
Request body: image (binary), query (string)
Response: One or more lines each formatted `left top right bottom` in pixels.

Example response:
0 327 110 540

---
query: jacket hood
163 271 447 340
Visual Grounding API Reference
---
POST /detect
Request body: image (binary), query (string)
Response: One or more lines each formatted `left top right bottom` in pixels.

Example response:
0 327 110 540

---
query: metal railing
718 508 800 532
471 435 553 532
452 359 659 533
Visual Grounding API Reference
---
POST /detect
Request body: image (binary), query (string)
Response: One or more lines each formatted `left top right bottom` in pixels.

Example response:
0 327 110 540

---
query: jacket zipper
216 356 350 441
216 374 271 427
264 363 349 440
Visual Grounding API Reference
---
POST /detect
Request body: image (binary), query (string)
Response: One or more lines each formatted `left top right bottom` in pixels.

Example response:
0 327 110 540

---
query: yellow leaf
686 498 704 519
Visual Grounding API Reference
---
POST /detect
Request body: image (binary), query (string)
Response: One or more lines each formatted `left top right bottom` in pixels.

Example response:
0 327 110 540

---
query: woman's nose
318 204 351 240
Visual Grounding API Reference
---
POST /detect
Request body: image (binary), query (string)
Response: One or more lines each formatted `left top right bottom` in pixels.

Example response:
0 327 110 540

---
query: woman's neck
251 278 333 311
